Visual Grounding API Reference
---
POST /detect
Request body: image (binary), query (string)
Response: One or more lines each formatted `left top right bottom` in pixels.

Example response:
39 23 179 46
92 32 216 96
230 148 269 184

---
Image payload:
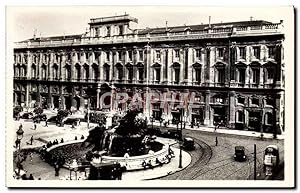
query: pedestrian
45 120 48 127
19 123 23 130
60 138 64 143
75 136 77 140
33 123 37 130
30 136 33 145
54 163 60 177
28 174 34 180
215 136 218 146
80 135 84 140
29 152 33 161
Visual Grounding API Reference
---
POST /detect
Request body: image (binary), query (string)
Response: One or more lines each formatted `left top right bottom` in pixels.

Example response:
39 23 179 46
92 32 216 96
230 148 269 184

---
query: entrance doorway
65 96 71 110
248 111 261 132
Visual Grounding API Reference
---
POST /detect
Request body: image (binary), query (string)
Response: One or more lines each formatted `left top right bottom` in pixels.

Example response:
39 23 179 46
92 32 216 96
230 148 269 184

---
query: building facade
13 14 285 134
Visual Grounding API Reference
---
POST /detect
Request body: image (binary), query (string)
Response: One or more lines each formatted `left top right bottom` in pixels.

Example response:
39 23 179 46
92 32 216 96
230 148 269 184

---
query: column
259 66 264 88
209 47 215 85
71 50 77 81
98 50 104 81
179 49 184 83
204 90 210 126
26 51 31 79
228 91 236 129
163 48 169 83
96 85 101 109
145 46 152 83
110 51 114 81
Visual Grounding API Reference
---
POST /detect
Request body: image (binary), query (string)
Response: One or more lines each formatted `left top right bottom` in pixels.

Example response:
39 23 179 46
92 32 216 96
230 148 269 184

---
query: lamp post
85 99 90 130
16 127 24 176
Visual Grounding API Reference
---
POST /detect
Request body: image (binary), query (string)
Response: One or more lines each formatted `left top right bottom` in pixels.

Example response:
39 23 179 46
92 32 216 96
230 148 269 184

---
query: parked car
183 137 195 150
160 129 180 139
47 116 57 123
63 118 80 126
234 146 246 161
33 114 47 122
20 112 33 119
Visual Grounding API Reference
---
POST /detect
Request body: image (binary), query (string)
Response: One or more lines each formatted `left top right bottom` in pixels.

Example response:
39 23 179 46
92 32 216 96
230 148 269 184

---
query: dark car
234 146 246 161
33 114 47 122
47 116 57 123
183 137 195 151
21 112 33 119
63 118 80 126
161 129 180 139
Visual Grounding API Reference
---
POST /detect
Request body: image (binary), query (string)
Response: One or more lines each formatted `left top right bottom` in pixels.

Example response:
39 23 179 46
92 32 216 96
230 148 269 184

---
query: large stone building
13 14 285 134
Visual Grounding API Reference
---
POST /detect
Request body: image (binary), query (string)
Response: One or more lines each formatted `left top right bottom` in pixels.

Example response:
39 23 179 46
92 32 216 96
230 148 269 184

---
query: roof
18 19 275 42
137 20 273 35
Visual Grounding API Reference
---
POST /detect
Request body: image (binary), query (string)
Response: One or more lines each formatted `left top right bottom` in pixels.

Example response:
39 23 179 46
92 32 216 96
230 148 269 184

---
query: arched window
235 62 246 84
126 63 133 83
137 63 144 82
103 63 110 82
65 64 71 80
75 64 81 80
41 64 47 79
116 63 123 81
192 63 202 84
173 63 180 84
15 64 20 77
152 63 161 83
31 64 36 78
52 64 59 80
83 64 89 81
92 63 99 80
214 62 226 84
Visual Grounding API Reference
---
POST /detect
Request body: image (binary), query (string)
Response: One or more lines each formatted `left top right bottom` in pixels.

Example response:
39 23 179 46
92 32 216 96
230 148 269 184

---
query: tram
263 145 280 176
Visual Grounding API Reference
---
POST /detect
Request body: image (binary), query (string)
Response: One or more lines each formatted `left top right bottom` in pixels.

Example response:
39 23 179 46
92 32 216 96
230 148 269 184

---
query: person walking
30 136 34 145
54 163 60 177
45 120 48 127
19 123 23 130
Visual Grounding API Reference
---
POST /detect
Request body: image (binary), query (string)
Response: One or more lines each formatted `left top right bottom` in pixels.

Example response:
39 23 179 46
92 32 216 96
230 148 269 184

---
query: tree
57 109 70 126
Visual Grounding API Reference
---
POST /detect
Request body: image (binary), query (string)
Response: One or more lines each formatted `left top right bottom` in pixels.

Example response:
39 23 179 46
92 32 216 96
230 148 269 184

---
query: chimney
165 21 168 31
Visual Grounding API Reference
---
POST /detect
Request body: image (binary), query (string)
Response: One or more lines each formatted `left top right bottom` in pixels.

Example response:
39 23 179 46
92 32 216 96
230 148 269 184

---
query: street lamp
16 127 24 176
85 99 90 130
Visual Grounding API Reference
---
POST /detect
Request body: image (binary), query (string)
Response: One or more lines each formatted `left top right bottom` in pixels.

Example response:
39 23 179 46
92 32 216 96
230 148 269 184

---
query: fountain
46 108 173 176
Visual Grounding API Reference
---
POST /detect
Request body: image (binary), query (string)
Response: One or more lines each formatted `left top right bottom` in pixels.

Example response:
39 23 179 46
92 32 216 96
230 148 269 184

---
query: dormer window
106 26 111 36
119 25 123 35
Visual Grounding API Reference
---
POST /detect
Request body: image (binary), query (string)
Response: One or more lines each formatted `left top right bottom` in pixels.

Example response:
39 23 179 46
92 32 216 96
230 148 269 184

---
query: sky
7 6 291 42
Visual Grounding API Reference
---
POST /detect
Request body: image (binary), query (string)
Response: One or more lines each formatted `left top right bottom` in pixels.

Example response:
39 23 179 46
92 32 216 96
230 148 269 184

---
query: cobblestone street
161 129 284 180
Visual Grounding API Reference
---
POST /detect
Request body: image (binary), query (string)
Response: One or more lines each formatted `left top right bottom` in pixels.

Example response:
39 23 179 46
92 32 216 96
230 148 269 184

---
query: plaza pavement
13 119 192 180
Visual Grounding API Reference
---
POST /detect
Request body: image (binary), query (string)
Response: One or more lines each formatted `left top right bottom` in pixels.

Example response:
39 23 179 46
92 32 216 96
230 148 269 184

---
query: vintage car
234 146 246 161
183 137 195 150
